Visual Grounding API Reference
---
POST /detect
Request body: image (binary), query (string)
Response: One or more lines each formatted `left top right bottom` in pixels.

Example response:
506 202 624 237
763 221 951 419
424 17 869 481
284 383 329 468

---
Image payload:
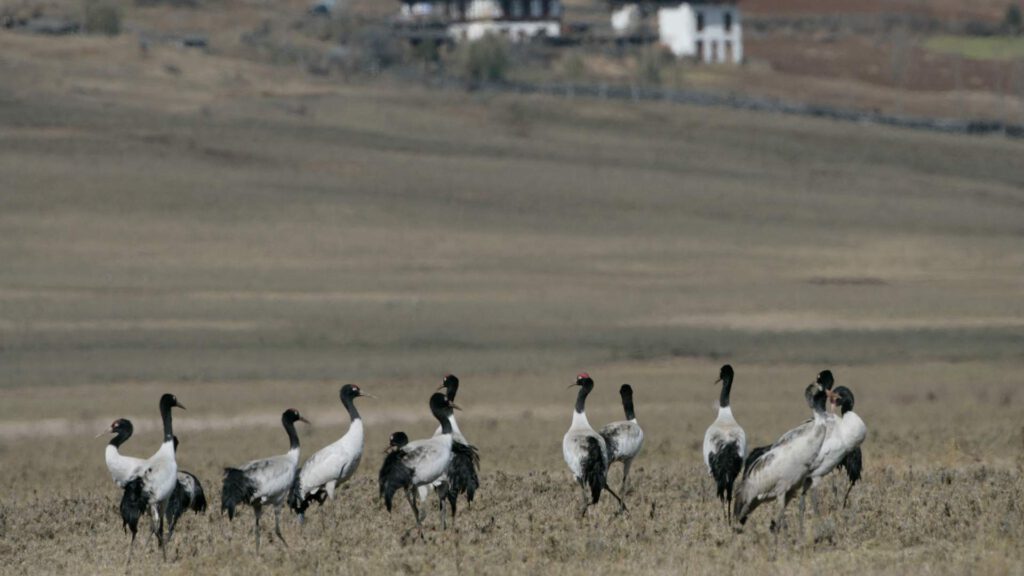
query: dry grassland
1 33 1023 575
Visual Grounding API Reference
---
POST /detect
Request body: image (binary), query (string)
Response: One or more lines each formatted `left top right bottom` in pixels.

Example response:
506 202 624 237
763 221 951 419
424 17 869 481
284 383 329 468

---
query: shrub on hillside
460 34 509 84
82 0 119 35
1005 3 1022 35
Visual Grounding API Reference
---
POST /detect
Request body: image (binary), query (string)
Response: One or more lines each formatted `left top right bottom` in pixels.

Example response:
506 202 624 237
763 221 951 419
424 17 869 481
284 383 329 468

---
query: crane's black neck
283 416 300 450
342 393 361 422
575 382 593 414
811 389 827 416
719 376 733 408
445 383 458 402
159 399 175 443
621 392 635 420
109 424 133 448
439 414 453 435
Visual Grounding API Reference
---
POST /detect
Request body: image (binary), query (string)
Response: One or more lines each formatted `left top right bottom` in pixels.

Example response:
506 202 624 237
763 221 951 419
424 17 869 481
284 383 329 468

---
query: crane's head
340 384 374 402
97 418 133 438
437 374 460 401
833 386 855 414
159 393 185 412
283 408 310 425
816 370 835 391
386 431 409 452
570 372 594 390
716 364 734 385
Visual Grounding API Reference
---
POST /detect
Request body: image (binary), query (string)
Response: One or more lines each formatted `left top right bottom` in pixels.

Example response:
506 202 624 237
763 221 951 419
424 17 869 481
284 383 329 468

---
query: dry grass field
1 32 1024 575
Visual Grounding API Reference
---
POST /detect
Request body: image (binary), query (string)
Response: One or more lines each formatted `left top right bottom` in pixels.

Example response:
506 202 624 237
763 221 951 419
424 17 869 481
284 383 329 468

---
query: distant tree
461 35 509 84
82 0 120 36
1005 3 1022 35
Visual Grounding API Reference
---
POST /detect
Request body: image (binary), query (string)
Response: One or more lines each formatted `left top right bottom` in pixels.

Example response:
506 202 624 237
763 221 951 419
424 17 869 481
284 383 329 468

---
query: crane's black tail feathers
378 451 413 512
743 445 771 479
447 441 481 511
220 468 256 521
189 475 208 514
709 443 743 504
582 436 607 505
839 446 862 486
167 471 207 527
120 477 148 541
287 469 329 517
839 446 863 507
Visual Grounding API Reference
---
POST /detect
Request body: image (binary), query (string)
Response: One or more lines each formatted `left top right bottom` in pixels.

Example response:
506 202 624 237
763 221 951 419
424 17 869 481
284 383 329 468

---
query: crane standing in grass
703 365 746 522
734 382 830 534
221 408 309 554
378 393 459 533
563 373 626 517
289 385 372 525
599 384 644 497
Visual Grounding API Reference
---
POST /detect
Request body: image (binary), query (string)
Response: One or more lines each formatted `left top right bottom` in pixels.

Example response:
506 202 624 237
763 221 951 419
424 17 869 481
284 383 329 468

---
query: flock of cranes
101 367 866 560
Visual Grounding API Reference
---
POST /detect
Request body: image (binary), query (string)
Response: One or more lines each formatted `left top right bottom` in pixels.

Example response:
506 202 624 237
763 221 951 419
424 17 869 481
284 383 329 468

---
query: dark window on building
696 11 704 31
724 12 732 31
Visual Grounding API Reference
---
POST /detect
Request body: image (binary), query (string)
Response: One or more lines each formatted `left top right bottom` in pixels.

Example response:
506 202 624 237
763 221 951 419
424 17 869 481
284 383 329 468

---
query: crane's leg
604 484 628 514
620 459 632 496
274 505 288 547
843 481 856 510
147 503 160 547
406 488 423 532
157 505 166 561
578 483 590 518
166 499 179 546
253 503 263 555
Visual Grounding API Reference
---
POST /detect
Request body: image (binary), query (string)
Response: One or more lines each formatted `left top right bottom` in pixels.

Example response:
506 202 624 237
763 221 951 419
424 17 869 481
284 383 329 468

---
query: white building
397 0 562 42
611 0 742 63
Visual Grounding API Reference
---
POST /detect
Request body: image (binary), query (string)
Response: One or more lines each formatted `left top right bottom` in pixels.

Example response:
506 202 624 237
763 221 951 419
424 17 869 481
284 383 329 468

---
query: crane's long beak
176 403 187 411
95 428 113 438
450 402 462 411
567 382 578 389
361 393 378 399
714 377 722 385
298 416 311 424
437 384 447 391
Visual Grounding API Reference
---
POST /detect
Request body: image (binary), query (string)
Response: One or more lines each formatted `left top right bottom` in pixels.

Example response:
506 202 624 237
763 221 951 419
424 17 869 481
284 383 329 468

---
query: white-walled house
611 0 742 63
397 0 562 42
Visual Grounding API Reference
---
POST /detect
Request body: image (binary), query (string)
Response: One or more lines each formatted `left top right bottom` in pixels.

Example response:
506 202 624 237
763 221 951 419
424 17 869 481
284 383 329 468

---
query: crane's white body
737 411 827 510
297 419 364 500
402 434 454 487
105 445 146 488
703 405 747 474
143 440 179 506
563 411 608 480
600 419 643 464
241 447 300 506
418 415 466 501
808 410 867 485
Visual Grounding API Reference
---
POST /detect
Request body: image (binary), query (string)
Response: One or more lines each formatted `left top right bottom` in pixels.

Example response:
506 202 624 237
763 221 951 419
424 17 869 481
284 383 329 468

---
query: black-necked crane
831 386 866 508
379 431 409 503
100 418 145 487
744 369 837 473
221 408 309 554
166 436 207 542
599 384 644 496
289 384 371 524
703 364 746 522
734 382 829 533
563 373 626 517
418 374 480 522
378 392 458 533
117 393 185 560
